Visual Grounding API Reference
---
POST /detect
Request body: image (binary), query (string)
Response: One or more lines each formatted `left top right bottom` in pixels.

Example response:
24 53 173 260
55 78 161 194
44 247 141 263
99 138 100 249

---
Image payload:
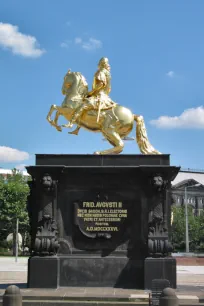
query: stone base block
144 257 176 289
28 255 144 289
60 255 144 288
28 256 59 288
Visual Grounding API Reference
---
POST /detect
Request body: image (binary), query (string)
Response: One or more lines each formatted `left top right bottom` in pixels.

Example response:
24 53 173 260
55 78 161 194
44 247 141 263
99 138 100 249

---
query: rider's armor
69 57 116 125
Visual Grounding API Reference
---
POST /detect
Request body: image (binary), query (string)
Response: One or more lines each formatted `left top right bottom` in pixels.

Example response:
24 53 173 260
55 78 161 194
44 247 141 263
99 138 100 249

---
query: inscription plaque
74 200 128 238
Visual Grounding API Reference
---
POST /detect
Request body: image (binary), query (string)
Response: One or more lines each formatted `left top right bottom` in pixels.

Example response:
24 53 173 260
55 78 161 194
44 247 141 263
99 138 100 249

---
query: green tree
0 169 30 254
171 205 204 252
191 211 204 251
171 206 185 250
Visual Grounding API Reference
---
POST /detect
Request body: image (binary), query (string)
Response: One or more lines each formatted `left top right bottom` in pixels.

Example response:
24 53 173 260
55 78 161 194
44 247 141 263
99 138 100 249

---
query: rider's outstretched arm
87 81 104 97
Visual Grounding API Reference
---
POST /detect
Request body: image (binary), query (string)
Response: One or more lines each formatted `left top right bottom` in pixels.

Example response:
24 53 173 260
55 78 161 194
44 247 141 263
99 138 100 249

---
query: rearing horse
46 71 160 155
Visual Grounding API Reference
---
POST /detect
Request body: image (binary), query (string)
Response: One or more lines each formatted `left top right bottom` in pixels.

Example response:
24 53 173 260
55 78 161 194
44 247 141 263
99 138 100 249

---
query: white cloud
60 40 71 48
0 22 45 58
15 164 27 171
60 42 68 48
150 106 204 129
75 37 82 44
75 37 102 51
61 36 102 51
83 38 102 50
0 146 30 162
166 71 175 78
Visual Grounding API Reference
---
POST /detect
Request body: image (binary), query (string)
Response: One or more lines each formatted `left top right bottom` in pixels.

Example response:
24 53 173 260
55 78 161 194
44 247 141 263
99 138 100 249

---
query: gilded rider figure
67 57 116 129
47 57 161 154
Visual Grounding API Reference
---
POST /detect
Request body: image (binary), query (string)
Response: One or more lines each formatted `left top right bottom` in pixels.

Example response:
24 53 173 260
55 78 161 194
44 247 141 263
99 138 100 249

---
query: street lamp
15 218 19 263
184 183 201 253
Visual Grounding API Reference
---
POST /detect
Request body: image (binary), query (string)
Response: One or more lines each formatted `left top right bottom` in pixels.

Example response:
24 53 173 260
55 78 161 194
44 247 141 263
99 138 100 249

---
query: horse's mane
74 72 88 89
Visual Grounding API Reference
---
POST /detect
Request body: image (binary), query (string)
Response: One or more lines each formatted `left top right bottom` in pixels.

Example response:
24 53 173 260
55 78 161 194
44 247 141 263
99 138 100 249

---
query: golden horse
46 71 160 155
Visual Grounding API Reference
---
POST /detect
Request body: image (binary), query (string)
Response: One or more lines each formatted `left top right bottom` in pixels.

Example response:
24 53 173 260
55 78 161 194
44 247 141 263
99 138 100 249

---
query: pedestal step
14 301 148 306
0 288 203 306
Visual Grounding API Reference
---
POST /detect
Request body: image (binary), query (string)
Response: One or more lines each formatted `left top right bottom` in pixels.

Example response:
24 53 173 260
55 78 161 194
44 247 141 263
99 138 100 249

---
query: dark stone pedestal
144 257 177 289
60 255 143 288
28 257 59 288
26 154 179 289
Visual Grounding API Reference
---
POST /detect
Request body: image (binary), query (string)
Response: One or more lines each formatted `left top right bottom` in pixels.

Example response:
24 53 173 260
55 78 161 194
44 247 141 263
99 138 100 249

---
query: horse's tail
134 115 161 154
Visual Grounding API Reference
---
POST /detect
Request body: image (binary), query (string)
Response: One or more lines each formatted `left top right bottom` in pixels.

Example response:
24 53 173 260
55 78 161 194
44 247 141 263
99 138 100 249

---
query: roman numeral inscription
77 201 127 232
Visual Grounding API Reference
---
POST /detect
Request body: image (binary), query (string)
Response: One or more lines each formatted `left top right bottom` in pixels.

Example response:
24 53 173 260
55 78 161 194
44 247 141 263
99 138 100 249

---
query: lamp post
15 218 19 263
184 183 201 253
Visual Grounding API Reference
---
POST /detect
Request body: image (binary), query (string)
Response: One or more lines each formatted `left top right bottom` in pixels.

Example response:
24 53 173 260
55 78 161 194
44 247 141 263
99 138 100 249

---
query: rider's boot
69 104 88 126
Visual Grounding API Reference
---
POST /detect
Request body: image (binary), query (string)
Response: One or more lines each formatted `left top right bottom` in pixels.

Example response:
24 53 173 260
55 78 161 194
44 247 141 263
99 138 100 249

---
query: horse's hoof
68 131 78 135
50 120 55 125
56 127 62 132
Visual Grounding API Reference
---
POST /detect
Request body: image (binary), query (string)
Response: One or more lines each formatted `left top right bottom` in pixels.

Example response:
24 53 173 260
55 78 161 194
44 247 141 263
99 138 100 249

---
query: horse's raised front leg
53 111 62 132
46 104 57 124
46 105 62 132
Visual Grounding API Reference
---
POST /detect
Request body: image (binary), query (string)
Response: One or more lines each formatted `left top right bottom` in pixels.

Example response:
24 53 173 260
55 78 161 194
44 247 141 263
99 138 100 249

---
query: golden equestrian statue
46 57 160 155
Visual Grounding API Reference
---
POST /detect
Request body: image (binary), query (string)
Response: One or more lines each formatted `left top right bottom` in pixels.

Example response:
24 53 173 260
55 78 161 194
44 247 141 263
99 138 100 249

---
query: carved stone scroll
27 172 60 256
148 175 172 257
34 215 59 256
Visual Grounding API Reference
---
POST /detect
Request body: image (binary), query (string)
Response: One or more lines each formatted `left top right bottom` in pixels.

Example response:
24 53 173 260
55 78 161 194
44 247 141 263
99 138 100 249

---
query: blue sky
0 0 204 171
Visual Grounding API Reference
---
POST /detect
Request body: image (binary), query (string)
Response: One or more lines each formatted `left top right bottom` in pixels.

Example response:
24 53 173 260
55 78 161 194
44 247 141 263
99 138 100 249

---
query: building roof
172 169 204 186
172 178 204 190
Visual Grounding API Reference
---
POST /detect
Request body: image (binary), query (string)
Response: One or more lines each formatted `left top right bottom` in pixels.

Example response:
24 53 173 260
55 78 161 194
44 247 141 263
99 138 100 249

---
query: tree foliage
171 205 204 252
0 170 30 250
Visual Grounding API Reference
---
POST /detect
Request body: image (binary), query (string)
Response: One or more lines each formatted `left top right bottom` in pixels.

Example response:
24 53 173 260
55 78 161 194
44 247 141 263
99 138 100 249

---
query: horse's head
62 70 88 98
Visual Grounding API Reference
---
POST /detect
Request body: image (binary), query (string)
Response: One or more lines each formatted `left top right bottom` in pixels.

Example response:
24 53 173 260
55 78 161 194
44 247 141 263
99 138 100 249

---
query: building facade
171 169 204 215
0 168 29 179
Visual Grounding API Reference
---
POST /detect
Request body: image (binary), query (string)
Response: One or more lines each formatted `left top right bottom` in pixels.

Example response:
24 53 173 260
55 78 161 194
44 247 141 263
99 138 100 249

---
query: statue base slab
144 257 177 289
28 257 59 288
60 255 143 288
